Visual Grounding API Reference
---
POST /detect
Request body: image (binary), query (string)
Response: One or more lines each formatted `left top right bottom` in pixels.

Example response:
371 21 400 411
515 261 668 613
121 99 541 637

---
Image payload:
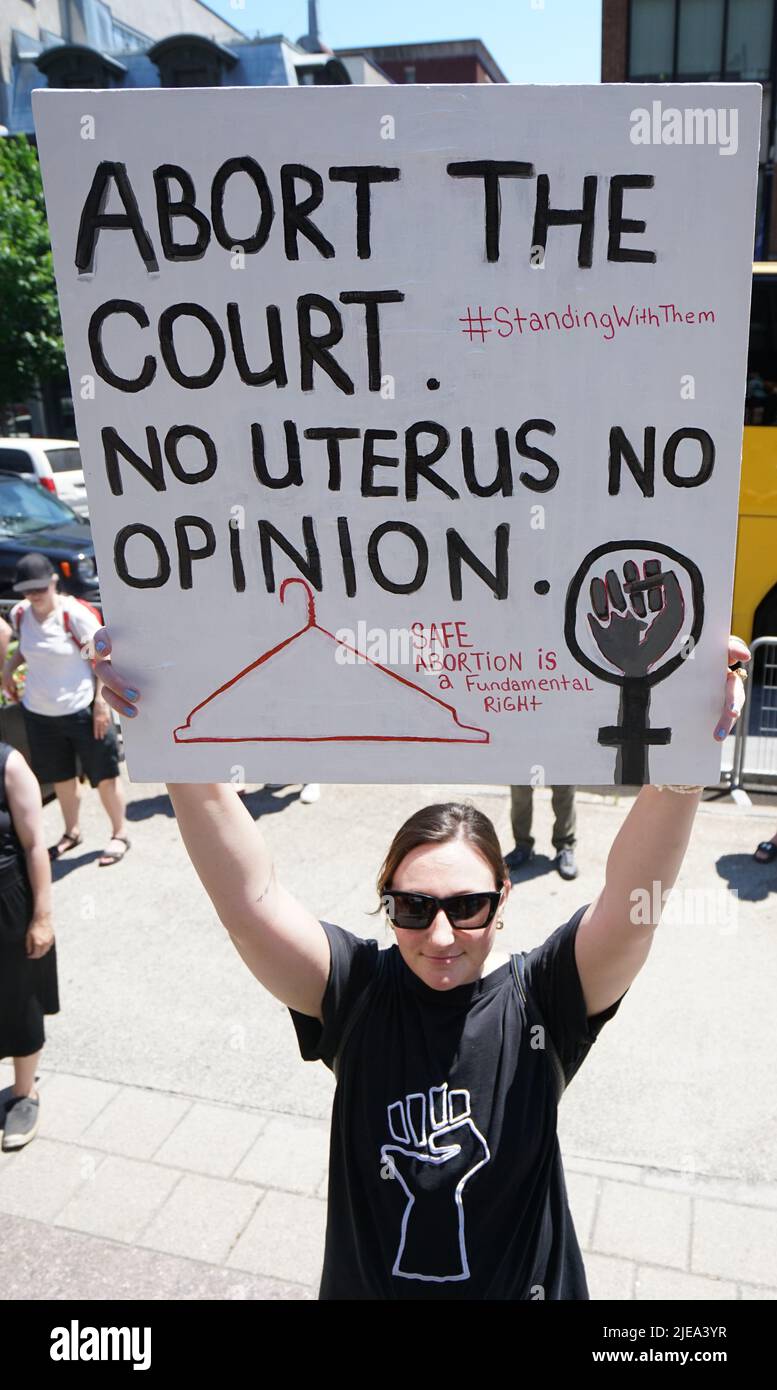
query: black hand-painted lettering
515 420 559 492
164 427 217 485
175 515 216 588
297 294 354 394
532 175 597 269
281 164 335 260
227 302 287 387
608 426 656 496
159 303 226 389
114 523 170 588
304 427 361 490
154 164 210 261
328 166 400 258
446 524 510 600
102 425 165 495
258 517 322 593
662 428 715 486
339 289 404 391
367 522 429 595
89 300 155 393
461 426 513 496
76 162 158 274
446 161 534 262
211 156 274 254
405 422 457 500
361 430 400 497
608 175 656 263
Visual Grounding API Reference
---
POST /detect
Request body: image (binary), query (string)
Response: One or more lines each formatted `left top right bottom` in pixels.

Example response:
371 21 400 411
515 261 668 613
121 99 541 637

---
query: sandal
753 841 777 864
49 831 82 860
98 834 131 867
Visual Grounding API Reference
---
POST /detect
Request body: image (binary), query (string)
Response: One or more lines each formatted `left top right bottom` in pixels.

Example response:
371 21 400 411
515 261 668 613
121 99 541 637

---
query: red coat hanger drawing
172 579 490 746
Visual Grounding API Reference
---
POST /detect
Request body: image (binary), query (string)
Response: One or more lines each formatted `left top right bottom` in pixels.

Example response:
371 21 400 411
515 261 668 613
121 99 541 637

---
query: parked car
0 470 100 602
0 436 89 517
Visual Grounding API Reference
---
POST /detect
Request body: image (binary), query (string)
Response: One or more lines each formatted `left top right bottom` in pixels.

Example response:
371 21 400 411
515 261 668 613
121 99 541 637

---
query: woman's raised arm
93 630 330 1021
574 636 751 1017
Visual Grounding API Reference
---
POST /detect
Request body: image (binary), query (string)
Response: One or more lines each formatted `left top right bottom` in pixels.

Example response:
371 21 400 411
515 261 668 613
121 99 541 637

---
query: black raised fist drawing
587 560 685 678
380 1082 489 1282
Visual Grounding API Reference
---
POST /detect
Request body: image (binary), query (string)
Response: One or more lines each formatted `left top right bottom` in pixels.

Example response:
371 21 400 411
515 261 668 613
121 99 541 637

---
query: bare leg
52 777 80 837
96 775 127 837
13 1050 41 1101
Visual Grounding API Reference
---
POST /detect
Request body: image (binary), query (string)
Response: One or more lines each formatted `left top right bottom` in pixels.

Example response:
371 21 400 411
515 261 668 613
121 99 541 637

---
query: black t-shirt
288 903 625 1300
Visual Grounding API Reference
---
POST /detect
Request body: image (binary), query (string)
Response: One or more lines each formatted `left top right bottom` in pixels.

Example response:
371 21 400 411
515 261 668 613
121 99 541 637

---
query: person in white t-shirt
1 553 131 867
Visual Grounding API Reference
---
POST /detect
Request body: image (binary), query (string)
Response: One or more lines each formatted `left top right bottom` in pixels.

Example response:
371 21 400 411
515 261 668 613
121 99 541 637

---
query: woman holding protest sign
93 622 750 1300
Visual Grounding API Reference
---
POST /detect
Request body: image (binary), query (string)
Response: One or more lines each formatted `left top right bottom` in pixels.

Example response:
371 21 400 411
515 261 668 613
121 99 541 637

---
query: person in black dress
0 738 58 1151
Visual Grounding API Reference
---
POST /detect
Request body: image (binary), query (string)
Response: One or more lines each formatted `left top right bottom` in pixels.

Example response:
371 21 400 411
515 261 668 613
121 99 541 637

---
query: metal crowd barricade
730 636 777 803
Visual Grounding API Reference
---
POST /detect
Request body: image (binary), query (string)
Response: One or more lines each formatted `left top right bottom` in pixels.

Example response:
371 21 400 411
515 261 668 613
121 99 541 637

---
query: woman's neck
481 949 510 978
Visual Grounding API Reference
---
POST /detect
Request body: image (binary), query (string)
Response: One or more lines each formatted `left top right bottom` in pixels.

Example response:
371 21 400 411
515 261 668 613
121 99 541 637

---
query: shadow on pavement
50 848 108 880
507 853 559 883
125 792 175 822
715 852 777 903
124 786 302 824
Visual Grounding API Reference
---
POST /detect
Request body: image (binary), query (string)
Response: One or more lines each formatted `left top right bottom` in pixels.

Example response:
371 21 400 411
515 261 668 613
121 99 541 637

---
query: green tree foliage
0 135 65 408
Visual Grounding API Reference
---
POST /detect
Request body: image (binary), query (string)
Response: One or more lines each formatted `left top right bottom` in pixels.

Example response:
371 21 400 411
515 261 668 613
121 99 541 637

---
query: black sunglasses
381 889 502 931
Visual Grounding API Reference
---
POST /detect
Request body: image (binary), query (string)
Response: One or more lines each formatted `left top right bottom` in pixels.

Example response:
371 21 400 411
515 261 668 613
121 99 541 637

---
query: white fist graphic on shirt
380 1082 490 1282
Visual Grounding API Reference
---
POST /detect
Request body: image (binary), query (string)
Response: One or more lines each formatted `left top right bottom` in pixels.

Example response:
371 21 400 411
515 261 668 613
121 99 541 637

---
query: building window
677 0 724 77
35 44 126 90
629 0 675 78
726 0 772 79
629 0 773 81
403 64 417 81
148 35 237 90
171 67 211 87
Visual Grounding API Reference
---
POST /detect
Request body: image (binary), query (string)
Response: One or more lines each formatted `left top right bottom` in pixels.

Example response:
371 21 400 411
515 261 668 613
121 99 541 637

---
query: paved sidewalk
1 778 776 1299
2 1067 777 1300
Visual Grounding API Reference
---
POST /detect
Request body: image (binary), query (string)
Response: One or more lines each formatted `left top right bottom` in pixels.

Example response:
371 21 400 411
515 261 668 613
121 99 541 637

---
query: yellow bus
735 263 777 646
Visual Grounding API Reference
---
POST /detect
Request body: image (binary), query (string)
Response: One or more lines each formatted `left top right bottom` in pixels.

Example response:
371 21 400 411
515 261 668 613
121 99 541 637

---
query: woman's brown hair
374 802 508 908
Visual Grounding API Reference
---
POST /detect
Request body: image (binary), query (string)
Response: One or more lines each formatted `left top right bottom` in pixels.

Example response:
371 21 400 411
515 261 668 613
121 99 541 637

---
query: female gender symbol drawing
564 540 704 785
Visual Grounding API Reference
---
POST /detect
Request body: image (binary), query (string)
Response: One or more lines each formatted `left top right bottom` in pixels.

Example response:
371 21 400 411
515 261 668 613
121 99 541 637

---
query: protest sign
32 83 761 784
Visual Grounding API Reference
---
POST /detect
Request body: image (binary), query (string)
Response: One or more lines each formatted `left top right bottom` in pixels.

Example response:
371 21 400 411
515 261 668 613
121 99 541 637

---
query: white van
0 438 89 517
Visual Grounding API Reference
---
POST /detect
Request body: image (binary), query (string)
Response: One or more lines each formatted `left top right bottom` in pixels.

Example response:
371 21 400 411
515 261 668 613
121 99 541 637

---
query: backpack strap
8 600 27 637
332 946 386 1083
511 952 567 1105
61 601 97 670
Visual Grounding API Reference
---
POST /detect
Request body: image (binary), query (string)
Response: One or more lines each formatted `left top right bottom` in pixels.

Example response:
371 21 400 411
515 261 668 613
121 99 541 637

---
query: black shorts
21 700 121 788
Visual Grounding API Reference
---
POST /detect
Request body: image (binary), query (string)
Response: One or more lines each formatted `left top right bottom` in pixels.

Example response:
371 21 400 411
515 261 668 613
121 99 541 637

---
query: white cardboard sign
32 83 761 784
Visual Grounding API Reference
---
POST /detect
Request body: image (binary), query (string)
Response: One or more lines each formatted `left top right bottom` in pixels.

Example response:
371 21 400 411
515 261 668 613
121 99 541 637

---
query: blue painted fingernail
95 639 106 652
125 688 138 701
715 725 727 738
123 705 136 717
